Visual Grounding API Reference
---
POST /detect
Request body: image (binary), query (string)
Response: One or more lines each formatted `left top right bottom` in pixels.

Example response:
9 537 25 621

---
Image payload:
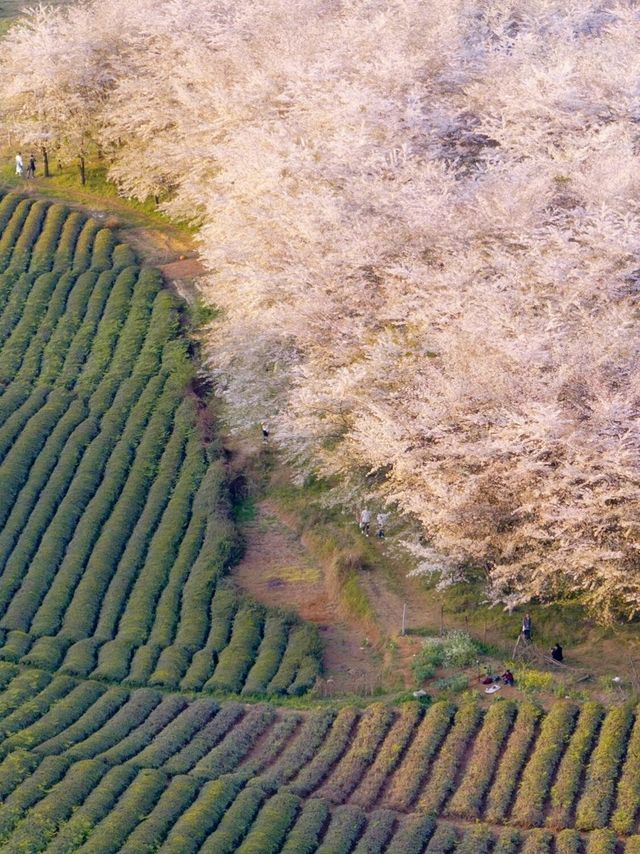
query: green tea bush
0 754 71 843
511 701 578 827
34 687 128 755
191 782 266 854
99 695 187 765
235 791 300 854
386 813 436 854
418 700 482 814
72 219 100 273
53 210 85 271
547 702 603 830
128 698 218 769
485 702 542 823
242 615 290 695
280 797 329 854
611 705 640 833
192 704 276 779
555 829 582 854
258 709 335 788
385 700 455 811
423 822 458 853
318 703 395 804
160 775 243 854
118 774 200 853
66 689 162 760
447 699 516 819
1 757 105 853
575 704 634 830
45 764 137 854
288 708 359 797
316 804 366 854
204 604 265 693
455 825 493 854
585 829 617 854
164 702 245 775
350 703 422 809
267 623 322 695
352 808 396 854
73 767 168 853
29 204 68 274
521 829 554 854
91 228 116 271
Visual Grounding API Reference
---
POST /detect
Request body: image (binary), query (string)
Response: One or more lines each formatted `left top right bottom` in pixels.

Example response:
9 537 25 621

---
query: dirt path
233 499 387 695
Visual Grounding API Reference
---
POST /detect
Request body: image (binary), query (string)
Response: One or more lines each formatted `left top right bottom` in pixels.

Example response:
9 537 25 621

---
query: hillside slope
3 192 640 852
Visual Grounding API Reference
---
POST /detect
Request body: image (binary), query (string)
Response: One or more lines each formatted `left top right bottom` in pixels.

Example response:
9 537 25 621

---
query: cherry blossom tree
4 0 640 619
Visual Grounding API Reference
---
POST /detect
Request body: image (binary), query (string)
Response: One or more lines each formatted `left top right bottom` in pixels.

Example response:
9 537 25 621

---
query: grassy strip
555 829 582 854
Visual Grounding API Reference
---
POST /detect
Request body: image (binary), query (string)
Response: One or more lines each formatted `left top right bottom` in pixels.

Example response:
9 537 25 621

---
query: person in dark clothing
551 643 563 662
522 613 532 641
261 423 269 443
26 153 36 179
502 669 515 686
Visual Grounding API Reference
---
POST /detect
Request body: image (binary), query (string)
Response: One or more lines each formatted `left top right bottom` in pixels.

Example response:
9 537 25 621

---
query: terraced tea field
0 192 320 698
3 191 640 852
0 669 635 851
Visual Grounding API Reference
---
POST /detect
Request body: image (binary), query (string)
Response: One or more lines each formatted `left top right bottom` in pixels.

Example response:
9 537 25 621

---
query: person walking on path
360 508 371 537
26 153 36 179
261 423 269 443
376 512 389 539
15 153 23 177
522 613 532 641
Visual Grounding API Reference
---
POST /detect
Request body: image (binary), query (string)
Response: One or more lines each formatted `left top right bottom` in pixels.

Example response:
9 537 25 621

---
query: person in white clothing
15 153 24 177
359 508 371 536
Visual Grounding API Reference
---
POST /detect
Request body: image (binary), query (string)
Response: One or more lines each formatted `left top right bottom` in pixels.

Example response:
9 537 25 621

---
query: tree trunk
79 155 86 185
41 146 50 178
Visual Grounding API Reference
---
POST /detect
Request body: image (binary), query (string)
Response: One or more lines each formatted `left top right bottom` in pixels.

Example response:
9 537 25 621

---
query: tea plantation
3 192 640 852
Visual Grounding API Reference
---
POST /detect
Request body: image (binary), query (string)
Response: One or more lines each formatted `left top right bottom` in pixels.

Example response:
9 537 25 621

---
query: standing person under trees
522 613 532 642
26 153 36 178
15 153 23 177
360 508 371 537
